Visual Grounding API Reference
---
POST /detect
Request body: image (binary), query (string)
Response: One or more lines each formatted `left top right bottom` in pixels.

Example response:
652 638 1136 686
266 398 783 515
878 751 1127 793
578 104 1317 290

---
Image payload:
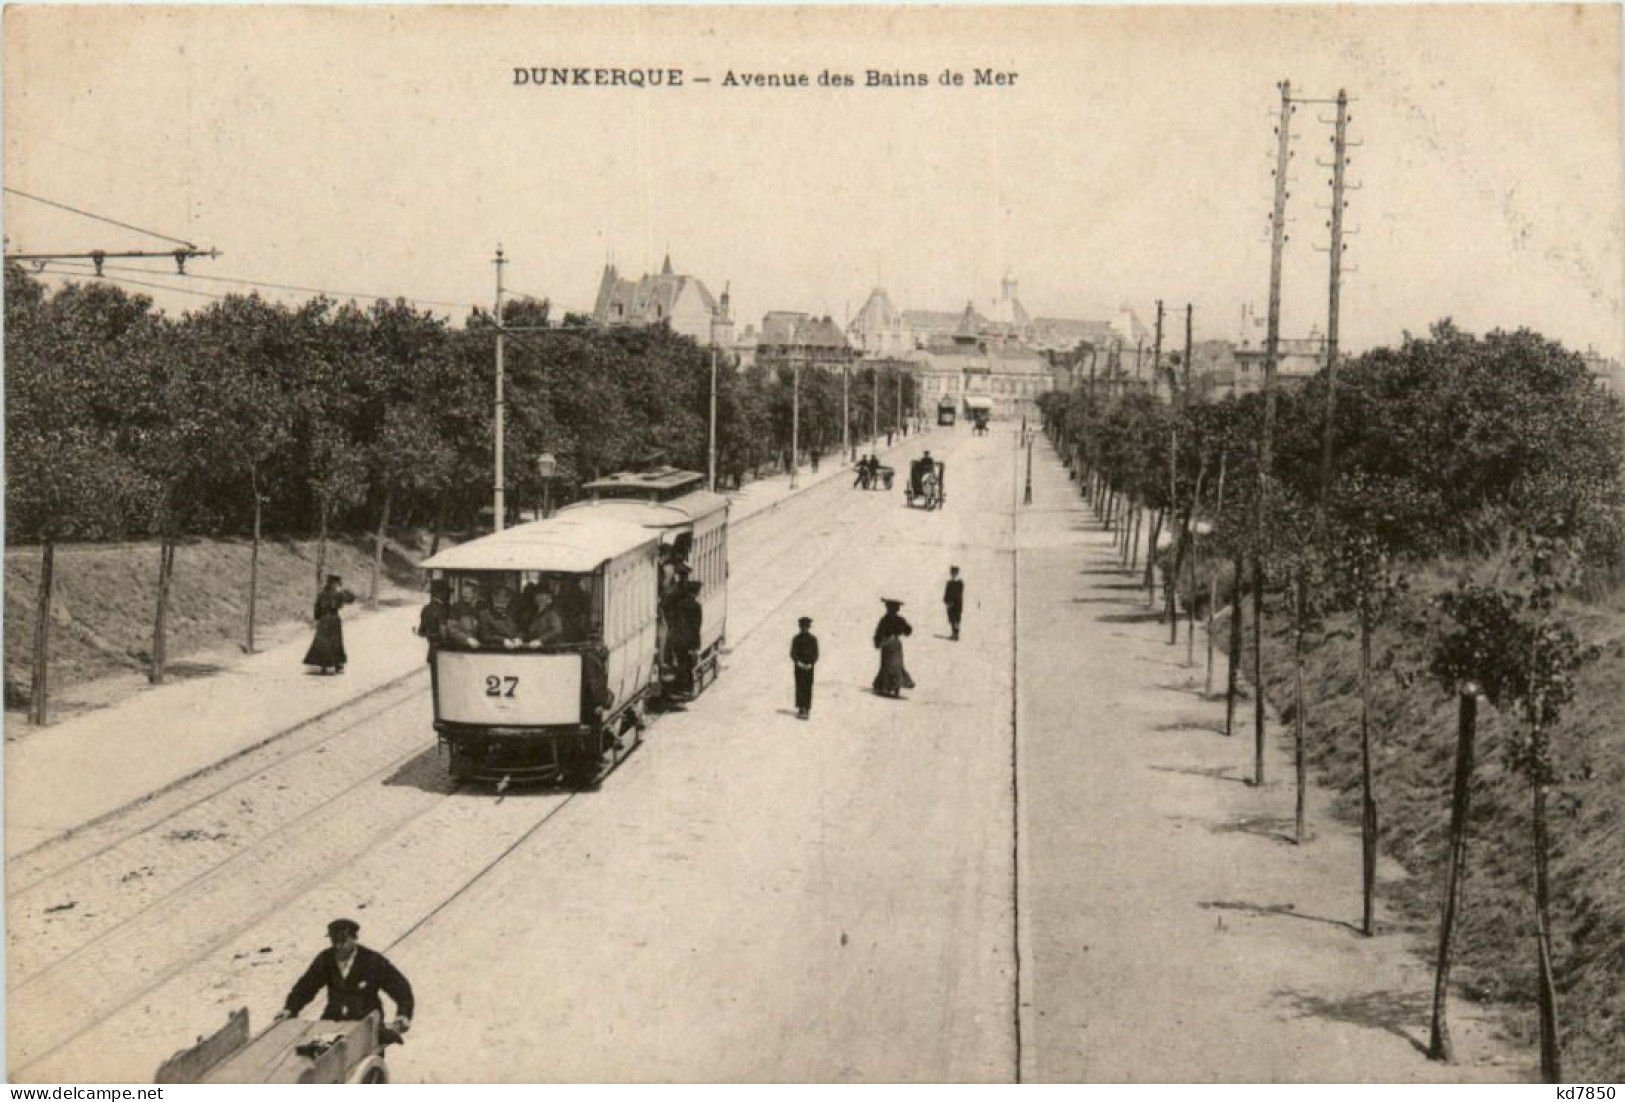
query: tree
1429 536 1595 1079
1325 471 1437 934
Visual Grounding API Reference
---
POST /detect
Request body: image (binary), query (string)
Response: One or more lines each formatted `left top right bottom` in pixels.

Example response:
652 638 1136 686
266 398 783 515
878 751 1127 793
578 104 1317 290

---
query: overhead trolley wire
39 258 478 313
33 263 230 301
4 187 197 248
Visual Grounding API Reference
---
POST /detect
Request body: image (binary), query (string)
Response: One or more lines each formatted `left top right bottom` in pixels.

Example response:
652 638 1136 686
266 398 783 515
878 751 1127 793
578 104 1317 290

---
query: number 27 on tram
420 515 663 787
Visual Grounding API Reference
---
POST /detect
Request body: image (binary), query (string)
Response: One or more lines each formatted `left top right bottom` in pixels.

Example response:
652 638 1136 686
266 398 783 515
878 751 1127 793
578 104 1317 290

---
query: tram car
420 467 728 787
564 467 729 697
937 396 957 426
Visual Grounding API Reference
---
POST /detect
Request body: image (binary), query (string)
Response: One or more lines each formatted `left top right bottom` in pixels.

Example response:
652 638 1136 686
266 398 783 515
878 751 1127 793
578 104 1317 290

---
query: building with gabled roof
847 286 911 359
592 254 733 346
754 311 857 371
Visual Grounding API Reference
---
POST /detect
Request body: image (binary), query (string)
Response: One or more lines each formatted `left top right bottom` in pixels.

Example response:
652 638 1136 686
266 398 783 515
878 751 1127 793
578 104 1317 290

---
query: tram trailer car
564 467 730 696
421 515 662 786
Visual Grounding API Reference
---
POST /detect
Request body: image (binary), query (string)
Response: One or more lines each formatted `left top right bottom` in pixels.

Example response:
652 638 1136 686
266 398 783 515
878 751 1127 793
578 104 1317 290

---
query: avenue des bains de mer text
511 67 1018 88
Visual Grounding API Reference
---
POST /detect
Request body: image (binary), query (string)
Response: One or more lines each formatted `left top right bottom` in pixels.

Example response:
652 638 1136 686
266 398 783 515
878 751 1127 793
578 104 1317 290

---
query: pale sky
4 4 1622 358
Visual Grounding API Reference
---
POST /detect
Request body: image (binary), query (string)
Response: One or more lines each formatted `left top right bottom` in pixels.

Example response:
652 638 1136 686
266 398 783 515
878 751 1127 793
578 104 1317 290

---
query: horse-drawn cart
904 458 945 510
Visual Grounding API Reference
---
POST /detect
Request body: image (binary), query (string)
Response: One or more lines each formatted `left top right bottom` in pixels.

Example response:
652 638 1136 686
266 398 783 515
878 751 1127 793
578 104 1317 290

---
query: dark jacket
284 945 415 1023
790 631 820 666
873 612 913 648
417 600 449 642
944 578 964 609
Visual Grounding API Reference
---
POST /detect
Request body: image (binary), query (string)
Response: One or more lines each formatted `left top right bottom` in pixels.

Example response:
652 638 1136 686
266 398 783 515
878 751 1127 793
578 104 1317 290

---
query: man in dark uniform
669 580 703 695
790 616 819 719
276 919 414 1040
416 580 450 662
944 566 964 641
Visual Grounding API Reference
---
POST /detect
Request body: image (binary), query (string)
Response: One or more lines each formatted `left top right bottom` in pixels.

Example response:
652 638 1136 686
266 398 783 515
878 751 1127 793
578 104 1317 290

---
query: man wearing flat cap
789 616 819 720
276 918 414 1040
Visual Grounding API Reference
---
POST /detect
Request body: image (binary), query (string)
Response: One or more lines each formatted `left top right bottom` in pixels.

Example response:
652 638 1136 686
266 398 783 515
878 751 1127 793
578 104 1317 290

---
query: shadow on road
380 746 464 794
1148 762 1250 785
1205 899 1366 936
1153 719 1229 736
1095 610 1166 624
1208 813 1299 846
1273 986 1431 1055
163 661 228 681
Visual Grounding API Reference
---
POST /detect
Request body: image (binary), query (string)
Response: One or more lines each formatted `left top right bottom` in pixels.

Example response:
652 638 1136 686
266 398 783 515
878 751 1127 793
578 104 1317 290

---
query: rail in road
9 428 1014 1082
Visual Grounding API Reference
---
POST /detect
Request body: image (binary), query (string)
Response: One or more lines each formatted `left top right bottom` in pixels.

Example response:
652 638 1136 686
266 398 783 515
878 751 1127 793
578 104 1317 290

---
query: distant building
1231 331 1328 393
754 311 857 371
982 274 1033 342
903 307 977 347
909 304 1051 422
592 254 733 346
847 287 911 359
1580 348 1624 393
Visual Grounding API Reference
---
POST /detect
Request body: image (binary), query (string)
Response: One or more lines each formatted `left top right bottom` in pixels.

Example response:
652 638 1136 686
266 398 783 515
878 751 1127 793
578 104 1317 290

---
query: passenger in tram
515 580 544 638
553 577 594 643
524 584 566 646
443 581 483 649
477 581 525 649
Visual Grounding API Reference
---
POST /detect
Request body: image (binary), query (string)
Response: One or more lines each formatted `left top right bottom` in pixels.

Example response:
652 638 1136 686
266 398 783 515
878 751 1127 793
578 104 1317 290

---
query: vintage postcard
4 3 1621 1087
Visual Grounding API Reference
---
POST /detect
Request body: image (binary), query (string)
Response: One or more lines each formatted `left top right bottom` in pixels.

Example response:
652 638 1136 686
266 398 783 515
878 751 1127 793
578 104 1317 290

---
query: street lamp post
536 452 557 519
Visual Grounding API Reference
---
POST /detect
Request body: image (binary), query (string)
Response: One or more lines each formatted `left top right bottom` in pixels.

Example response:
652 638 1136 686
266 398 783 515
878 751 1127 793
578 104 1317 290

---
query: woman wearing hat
303 575 356 675
872 598 915 698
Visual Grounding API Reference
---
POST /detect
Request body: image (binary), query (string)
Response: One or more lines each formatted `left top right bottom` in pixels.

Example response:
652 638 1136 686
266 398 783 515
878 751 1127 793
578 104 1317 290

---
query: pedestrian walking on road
276 918 414 1042
790 616 819 719
303 575 355 675
944 566 964 641
872 598 915 699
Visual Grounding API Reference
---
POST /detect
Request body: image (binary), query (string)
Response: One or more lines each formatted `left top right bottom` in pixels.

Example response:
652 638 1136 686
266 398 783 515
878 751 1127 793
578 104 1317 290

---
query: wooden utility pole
492 245 508 532
791 354 802 490
871 367 880 445
1183 303 1194 398
1254 79 1294 786
707 346 719 492
843 364 852 462
1319 88 1351 513
1151 301 1165 399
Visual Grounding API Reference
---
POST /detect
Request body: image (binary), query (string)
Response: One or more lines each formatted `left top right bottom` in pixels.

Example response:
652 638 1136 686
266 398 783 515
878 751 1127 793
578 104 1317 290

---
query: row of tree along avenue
4 265 915 712
1039 319 1625 1082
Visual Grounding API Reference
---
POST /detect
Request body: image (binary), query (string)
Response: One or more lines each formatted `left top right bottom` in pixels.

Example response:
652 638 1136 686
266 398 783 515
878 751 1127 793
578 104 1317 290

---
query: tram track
9 461 917 1081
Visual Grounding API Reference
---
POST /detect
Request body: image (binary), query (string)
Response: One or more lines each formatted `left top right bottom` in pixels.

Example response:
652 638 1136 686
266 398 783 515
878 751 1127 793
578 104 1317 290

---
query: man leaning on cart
276 918 414 1043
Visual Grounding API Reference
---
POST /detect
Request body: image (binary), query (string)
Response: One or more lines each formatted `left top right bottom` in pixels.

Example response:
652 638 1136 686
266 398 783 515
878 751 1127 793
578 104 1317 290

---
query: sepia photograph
3 3 1622 1086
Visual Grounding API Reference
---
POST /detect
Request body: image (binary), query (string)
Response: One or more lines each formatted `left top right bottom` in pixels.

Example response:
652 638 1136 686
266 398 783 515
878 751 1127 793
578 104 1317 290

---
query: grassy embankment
4 535 428 716
1222 567 1625 1079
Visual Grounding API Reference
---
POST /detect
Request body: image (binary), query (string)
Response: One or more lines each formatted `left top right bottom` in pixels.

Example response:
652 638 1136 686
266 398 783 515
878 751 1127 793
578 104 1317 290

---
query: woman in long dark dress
872 598 915 698
303 574 356 674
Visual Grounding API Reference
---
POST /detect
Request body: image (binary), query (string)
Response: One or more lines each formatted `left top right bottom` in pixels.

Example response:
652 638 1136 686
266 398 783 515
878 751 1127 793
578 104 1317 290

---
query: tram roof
580 466 706 502
558 491 729 528
420 515 656 573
